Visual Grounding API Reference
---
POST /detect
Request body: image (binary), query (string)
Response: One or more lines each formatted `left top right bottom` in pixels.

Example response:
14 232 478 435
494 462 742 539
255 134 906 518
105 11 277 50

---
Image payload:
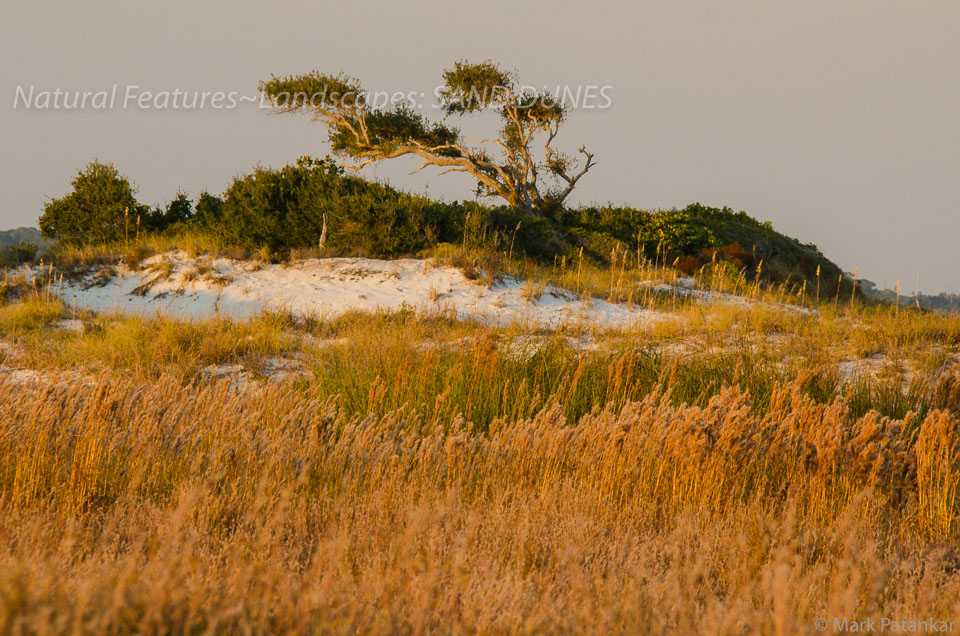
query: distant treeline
0 226 47 249
860 281 960 314
0 227 49 266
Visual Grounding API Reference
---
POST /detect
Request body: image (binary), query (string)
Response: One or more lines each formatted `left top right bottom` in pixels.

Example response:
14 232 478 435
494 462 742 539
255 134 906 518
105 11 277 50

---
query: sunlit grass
0 366 958 632
1 245 960 632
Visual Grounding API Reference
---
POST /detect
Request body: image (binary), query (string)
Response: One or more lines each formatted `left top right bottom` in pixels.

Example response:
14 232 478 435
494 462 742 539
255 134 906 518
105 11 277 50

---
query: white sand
55 252 666 330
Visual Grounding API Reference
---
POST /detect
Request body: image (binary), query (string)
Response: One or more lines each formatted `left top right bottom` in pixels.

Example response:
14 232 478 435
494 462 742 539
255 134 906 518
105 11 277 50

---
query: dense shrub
215 156 460 256
36 158 848 294
39 161 148 245
557 205 720 263
144 192 194 233
635 210 718 255
191 192 224 230
675 243 755 276
549 203 845 292
459 205 566 260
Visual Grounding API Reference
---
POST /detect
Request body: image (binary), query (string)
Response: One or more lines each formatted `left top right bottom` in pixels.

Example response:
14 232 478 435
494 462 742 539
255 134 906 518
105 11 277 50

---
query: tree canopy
39 161 146 244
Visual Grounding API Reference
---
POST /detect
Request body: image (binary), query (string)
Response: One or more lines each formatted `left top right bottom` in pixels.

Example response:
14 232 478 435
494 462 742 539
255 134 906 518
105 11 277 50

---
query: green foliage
548 203 844 292
458 206 564 260
0 242 39 266
216 156 459 256
635 210 718 255
37 157 846 295
259 73 461 161
440 60 514 113
680 203 842 286
258 72 365 110
39 161 146 245
327 108 460 159
145 192 194 233
191 191 224 230
161 192 193 227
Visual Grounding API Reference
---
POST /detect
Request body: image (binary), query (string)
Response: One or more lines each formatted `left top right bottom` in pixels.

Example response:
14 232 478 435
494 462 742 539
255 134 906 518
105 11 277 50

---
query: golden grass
2 248 960 632
46 232 245 273
1 371 959 633
430 243 818 312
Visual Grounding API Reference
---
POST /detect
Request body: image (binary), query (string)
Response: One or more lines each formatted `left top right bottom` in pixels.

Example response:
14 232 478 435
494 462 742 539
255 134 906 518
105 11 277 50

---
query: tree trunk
318 213 328 251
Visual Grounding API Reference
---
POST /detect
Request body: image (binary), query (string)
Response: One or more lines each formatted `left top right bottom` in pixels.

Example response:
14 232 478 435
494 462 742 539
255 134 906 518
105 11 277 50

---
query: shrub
477 207 564 259
216 156 459 257
635 210 718 256
144 192 194 233
39 160 147 245
36 158 849 296
0 242 39 266
191 191 224 230
675 243 755 275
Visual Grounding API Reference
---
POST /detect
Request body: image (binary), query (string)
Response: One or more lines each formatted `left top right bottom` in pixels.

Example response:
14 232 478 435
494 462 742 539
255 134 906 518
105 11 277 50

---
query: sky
2 0 958 293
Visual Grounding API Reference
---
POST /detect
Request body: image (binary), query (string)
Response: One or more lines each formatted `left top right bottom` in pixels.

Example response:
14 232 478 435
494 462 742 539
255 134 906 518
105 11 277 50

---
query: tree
39 160 146 244
192 191 225 230
145 191 194 232
215 156 453 256
259 60 596 216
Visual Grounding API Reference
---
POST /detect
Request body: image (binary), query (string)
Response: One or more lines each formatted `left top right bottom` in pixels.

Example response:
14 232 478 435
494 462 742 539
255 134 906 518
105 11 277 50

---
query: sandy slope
56 252 666 330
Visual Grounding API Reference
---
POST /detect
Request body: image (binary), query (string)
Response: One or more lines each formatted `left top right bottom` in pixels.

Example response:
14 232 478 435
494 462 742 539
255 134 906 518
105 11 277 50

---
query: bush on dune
39 161 147 245
214 156 460 256
36 157 849 295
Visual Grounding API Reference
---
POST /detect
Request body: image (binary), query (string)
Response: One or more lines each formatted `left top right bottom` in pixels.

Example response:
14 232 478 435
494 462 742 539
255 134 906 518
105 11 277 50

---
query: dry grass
43 233 261 281
1 371 959 633
2 251 960 632
431 243 817 312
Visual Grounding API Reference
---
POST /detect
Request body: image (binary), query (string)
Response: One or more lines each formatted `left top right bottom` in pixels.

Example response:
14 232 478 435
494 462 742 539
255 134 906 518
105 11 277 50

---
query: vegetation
1 289 960 631
0 226 48 261
0 227 48 267
5 145 953 631
39 160 147 245
259 60 595 215
0 227 46 249
0 242 40 267
862 278 960 313
37 161 209 247
210 156 459 256
32 156 848 299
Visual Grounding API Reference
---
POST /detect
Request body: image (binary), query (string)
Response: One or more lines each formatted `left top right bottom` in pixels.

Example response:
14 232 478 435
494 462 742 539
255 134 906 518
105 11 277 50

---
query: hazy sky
2 1 958 292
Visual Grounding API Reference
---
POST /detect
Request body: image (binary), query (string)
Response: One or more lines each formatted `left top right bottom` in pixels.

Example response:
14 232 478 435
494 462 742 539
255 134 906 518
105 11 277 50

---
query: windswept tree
259 60 596 216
